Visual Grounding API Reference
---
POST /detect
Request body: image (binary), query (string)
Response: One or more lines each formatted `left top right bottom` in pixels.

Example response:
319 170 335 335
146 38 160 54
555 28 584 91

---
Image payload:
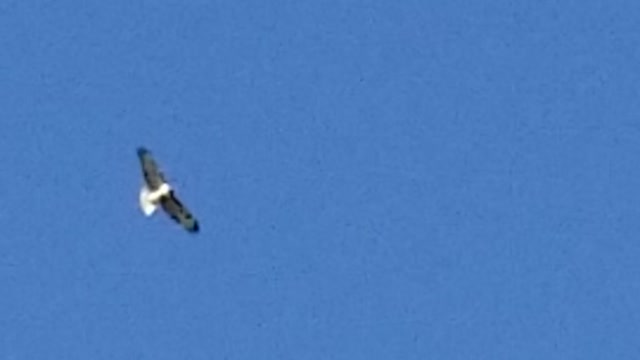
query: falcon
137 147 199 233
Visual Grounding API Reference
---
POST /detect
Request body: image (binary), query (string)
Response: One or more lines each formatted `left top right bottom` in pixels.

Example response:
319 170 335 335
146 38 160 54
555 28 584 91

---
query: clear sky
1 1 639 359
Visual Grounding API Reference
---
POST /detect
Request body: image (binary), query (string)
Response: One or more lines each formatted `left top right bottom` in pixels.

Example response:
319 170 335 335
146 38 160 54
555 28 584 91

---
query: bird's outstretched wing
137 147 166 191
160 191 199 233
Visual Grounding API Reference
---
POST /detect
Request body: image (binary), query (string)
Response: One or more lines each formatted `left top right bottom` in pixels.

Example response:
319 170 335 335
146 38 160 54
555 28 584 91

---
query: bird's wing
160 191 199 233
137 147 166 190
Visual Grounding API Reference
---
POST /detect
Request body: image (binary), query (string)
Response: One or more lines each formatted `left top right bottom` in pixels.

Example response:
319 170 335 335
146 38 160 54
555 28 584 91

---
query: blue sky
1 1 639 358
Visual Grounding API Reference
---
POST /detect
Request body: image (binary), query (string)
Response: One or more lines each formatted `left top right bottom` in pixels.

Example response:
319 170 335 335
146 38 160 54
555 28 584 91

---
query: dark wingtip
190 221 200 233
137 147 149 157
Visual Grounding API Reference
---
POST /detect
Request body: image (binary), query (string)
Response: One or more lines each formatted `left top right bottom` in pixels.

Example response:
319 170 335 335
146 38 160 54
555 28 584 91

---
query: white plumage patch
139 183 171 216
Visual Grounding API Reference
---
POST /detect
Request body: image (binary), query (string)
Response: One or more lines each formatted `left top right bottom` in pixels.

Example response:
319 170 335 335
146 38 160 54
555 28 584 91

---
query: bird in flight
137 147 199 233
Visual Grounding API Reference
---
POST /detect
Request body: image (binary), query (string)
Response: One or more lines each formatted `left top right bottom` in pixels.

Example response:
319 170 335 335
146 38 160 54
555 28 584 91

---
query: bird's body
139 182 171 216
137 147 199 233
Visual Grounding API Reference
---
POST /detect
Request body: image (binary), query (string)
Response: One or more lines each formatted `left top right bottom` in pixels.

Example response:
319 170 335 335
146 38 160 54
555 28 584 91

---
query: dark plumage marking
159 191 200 233
137 147 167 190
